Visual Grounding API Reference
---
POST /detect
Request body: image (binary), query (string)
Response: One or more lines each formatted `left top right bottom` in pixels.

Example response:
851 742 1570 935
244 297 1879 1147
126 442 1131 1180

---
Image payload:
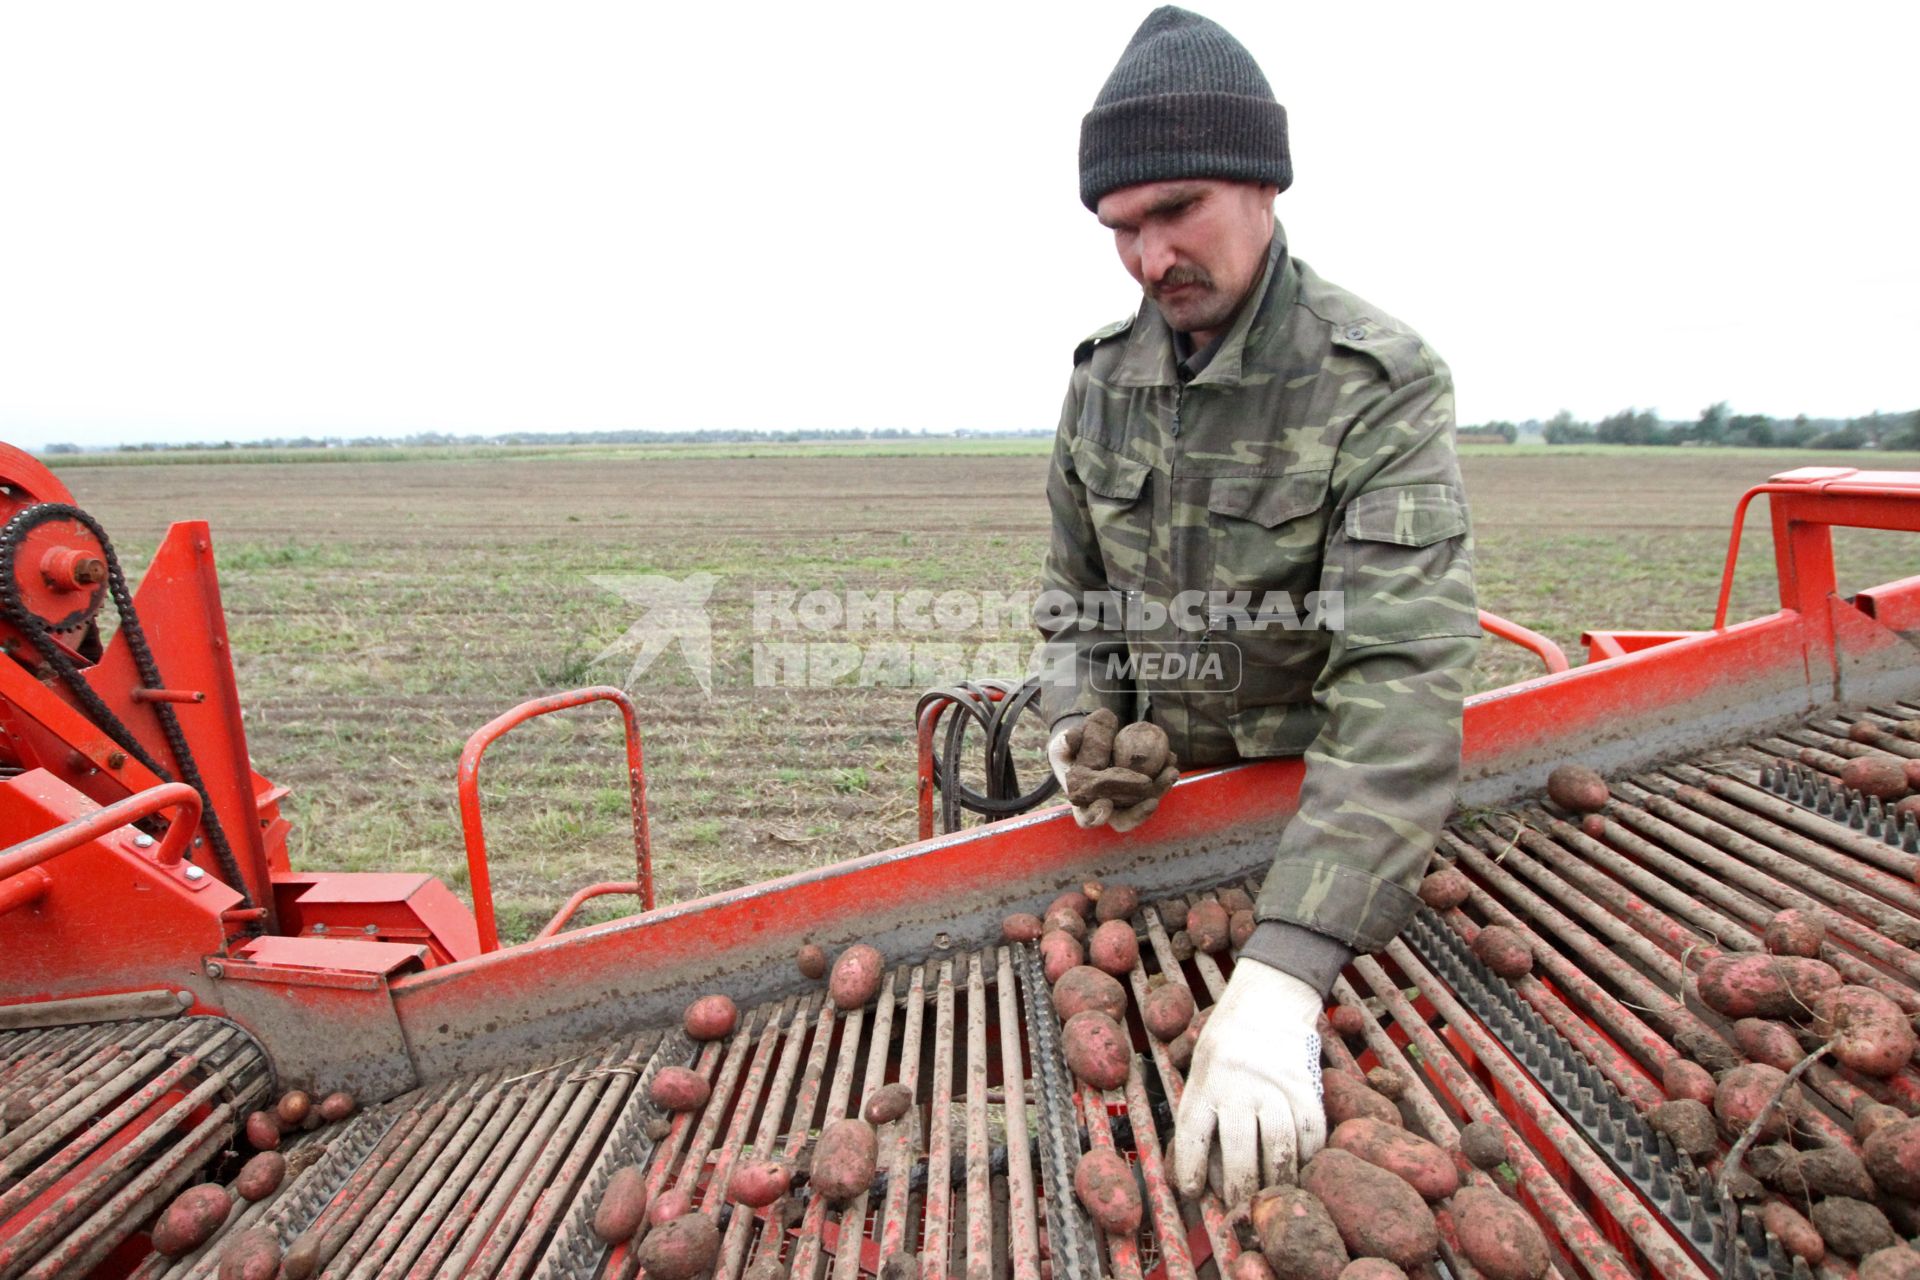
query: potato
592 1165 650 1241
234 1151 286 1202
1856 1102 1906 1143
1166 1028 1197 1071
1094 884 1141 924
1001 914 1043 944
1800 1145 1875 1200
645 1115 673 1142
812 1119 878 1203
1714 1063 1794 1141
1112 722 1170 776
1054 966 1128 1021
1417 867 1470 911
1328 1118 1458 1200
729 1159 792 1208
1216 886 1254 915
1088 921 1140 976
1662 1058 1715 1105
1448 1186 1550 1280
1327 1005 1366 1038
1142 983 1194 1042
1041 931 1084 984
1814 985 1918 1078
1049 890 1094 920
1861 1247 1920 1280
1863 1116 1920 1199
1675 1027 1742 1076
830 944 885 1010
1061 1011 1131 1090
1336 1263 1408 1280
1322 1069 1400 1128
1157 900 1190 932
1647 1100 1716 1156
275 1090 311 1128
864 1083 913 1126
1169 930 1195 961
1760 1201 1824 1264
217 1227 282 1280
1073 1147 1143 1234
1546 764 1609 813
1187 901 1230 954
650 1187 694 1225
1230 910 1256 950
685 994 739 1042
1044 908 1090 941
1068 765 1154 807
745 1259 792 1280
1695 954 1839 1018
649 1066 712 1113
317 1091 356 1122
1469 926 1532 978
280 1233 322 1280
1579 813 1608 840
151 1183 233 1257
244 1110 281 1151
1764 909 1826 957
1810 1197 1895 1260
1732 1018 1803 1071
637 1212 722 1280
797 944 829 979
1227 1250 1279 1280
1843 754 1909 801
1249 1185 1349 1280
1074 708 1120 766
1459 1121 1507 1171
1299 1149 1439 1270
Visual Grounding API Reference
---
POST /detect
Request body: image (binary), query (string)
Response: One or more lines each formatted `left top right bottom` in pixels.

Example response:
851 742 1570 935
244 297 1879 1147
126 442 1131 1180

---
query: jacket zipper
1170 384 1183 439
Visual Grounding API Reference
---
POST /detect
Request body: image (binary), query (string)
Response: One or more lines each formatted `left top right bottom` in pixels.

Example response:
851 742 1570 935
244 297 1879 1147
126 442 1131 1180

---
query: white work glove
1046 721 1164 833
1172 960 1326 1207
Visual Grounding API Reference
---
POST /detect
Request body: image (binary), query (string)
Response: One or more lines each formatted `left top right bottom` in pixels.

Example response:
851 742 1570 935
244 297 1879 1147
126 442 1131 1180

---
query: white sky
2 2 1916 449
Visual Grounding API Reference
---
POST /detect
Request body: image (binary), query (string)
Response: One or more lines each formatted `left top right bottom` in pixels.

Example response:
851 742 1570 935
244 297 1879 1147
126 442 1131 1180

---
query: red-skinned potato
1141 983 1194 1042
1470 926 1532 978
1300 1149 1440 1270
1166 1027 1196 1071
1859 1247 1920 1280
1663 1059 1717 1106
1856 1102 1907 1143
1249 1185 1349 1280
812 1119 878 1202
593 1166 650 1242
1814 986 1918 1078
244 1110 280 1151
1327 1005 1366 1038
830 944 885 1010
649 1066 712 1113
729 1160 792 1208
217 1227 282 1280
1002 914 1043 944
1843 755 1909 800
1329 1118 1458 1200
1863 1116 1920 1200
1230 910 1256 949
1546 764 1609 813
1733 1018 1804 1072
797 944 829 979
685 994 739 1041
1695 954 1840 1018
1714 1063 1795 1141
650 1187 694 1225
1187 901 1230 953
1053 966 1127 1021
1040 931 1084 984
1049 890 1093 920
151 1184 234 1257
1764 909 1827 957
281 1233 321 1280
1094 884 1140 923
1580 813 1608 840
1760 1201 1825 1265
1227 1250 1279 1280
234 1151 286 1202
275 1090 311 1128
637 1213 722 1280
1044 908 1089 941
1322 1069 1400 1128
864 1083 913 1126
1088 920 1139 976
1062 1011 1131 1090
1448 1186 1551 1280
1217 886 1254 915
1337 1263 1410 1280
318 1091 356 1122
1417 867 1471 911
1073 1147 1143 1234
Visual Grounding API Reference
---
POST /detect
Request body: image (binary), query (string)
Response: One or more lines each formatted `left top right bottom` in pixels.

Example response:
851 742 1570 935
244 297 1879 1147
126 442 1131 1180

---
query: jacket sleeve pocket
1344 482 1469 546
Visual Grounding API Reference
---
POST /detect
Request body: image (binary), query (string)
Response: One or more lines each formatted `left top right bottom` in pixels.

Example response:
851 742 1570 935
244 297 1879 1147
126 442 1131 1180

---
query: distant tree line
1462 405 1920 450
38 426 1053 455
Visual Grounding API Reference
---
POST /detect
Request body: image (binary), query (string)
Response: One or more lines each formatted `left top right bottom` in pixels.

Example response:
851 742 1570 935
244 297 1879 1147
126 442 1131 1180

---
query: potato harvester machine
2 442 1920 1280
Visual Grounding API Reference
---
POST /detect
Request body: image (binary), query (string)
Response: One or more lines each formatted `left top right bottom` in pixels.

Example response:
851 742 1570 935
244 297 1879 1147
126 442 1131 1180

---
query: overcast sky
2 2 1915 449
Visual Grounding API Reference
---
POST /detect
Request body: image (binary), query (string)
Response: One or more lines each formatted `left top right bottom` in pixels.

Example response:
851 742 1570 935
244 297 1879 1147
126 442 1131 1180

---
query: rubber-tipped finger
1171 1100 1216 1200
1216 1105 1260 1209
1108 796 1159 833
1259 1102 1299 1188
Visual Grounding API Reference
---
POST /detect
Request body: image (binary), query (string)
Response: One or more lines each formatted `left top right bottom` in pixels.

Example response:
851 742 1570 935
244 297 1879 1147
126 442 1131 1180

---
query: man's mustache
1150 266 1214 295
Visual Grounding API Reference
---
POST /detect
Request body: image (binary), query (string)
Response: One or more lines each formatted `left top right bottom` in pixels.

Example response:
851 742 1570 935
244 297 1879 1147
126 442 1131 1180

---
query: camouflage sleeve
1035 365 1134 731
1252 367 1481 955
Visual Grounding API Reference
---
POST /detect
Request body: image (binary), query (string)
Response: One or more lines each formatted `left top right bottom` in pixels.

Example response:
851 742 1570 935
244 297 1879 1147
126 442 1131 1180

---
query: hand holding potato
1046 710 1178 832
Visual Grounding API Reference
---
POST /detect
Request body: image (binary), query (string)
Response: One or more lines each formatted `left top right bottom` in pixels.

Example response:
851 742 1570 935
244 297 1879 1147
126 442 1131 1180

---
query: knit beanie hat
1079 6 1291 211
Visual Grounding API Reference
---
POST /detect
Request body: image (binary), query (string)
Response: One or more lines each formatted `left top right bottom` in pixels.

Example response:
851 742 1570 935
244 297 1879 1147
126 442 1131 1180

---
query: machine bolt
313 923 329 934
175 990 194 1007
934 932 952 950
133 833 155 848
192 837 204 848
184 865 205 880
363 924 378 935
204 961 224 978
107 751 126 769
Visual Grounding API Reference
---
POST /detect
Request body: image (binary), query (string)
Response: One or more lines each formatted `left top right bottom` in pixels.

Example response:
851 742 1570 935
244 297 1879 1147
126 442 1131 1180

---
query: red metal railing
1477 609 1569 674
0 781 203 916
1713 469 1920 628
458 686 651 953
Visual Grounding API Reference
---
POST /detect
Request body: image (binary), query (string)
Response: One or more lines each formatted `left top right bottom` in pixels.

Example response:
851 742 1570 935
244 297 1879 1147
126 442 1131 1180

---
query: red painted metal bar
457 686 651 953
915 686 1011 842
535 880 642 941
1477 609 1570 674
994 951 1042 1280
0 780 200 882
0 866 51 918
1713 473 1920 629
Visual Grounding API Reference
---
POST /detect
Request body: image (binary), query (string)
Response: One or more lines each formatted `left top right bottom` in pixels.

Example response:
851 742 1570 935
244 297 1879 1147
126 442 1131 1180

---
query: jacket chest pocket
1071 439 1153 592
1205 469 1332 608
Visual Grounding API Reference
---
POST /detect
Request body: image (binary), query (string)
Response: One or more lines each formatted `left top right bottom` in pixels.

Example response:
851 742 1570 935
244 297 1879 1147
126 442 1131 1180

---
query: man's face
1095 179 1278 340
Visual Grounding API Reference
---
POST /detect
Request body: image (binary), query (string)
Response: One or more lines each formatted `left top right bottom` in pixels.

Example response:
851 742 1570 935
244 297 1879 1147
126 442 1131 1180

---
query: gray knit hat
1078 6 1291 211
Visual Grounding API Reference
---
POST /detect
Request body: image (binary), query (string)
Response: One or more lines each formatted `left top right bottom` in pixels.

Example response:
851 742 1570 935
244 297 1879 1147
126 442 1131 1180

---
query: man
1036 7 1480 1206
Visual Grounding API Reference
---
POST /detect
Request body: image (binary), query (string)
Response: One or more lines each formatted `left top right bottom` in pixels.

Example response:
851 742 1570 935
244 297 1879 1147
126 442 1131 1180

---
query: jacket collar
1111 219 1298 389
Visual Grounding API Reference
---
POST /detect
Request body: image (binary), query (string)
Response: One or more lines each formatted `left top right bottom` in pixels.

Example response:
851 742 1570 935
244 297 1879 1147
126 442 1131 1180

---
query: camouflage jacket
1036 222 1480 964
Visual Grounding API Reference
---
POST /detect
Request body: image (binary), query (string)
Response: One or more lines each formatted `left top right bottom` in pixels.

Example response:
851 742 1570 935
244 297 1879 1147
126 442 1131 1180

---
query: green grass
43 437 1054 468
